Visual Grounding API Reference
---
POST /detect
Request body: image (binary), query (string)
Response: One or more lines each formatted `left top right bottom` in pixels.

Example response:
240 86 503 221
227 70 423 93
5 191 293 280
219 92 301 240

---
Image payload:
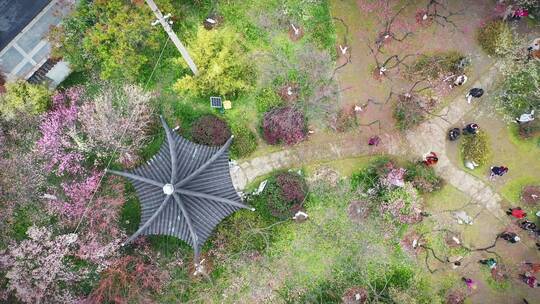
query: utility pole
145 0 199 75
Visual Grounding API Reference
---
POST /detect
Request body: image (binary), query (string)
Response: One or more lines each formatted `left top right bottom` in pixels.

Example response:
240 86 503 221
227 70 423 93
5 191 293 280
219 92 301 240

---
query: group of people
493 207 540 289
474 258 540 290
420 43 540 294
448 123 511 178
506 207 540 236
461 262 537 293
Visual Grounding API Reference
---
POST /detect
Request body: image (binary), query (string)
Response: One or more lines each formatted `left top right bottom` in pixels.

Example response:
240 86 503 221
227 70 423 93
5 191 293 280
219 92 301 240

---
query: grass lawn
304 156 375 177
158 171 445 303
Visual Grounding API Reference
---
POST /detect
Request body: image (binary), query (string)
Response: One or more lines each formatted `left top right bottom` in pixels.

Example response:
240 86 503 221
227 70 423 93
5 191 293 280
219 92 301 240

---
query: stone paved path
405 64 507 219
231 131 405 190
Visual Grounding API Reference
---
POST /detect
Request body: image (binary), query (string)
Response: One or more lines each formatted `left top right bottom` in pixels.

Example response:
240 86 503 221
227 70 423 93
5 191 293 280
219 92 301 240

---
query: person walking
462 277 477 290
452 75 468 87
448 128 461 141
520 273 538 288
519 220 537 232
490 166 509 179
506 207 527 219
516 110 534 124
499 231 520 243
466 88 484 104
479 258 497 269
463 123 480 135
422 152 438 166
368 136 381 146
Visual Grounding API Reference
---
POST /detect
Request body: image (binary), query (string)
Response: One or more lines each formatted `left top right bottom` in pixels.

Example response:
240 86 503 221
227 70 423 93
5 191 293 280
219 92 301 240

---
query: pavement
0 0 73 81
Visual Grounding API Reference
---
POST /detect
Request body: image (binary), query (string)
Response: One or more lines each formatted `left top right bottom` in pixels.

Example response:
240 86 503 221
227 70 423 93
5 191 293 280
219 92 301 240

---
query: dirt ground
329 0 540 302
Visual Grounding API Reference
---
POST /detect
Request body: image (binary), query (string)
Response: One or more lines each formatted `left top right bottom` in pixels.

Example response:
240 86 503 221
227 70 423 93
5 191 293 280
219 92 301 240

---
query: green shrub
350 157 392 192
497 63 539 118
461 131 490 166
225 110 257 159
211 209 274 255
408 51 468 80
393 95 427 131
305 0 336 54
477 20 513 56
255 88 283 114
405 162 444 193
229 125 257 159
0 81 51 120
173 26 254 98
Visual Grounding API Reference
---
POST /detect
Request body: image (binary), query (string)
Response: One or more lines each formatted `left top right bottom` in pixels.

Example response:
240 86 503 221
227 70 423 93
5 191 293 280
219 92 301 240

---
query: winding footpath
231 64 507 222
405 65 507 220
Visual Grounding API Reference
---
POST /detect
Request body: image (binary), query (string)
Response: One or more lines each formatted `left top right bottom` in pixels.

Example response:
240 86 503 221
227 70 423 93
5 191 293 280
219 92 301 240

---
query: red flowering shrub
262 106 307 145
191 115 232 146
277 173 306 203
84 255 167 304
263 171 307 219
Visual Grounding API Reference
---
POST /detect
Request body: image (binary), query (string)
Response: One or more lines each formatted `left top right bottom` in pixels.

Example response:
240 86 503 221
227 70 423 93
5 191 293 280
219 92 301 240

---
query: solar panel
210 96 222 108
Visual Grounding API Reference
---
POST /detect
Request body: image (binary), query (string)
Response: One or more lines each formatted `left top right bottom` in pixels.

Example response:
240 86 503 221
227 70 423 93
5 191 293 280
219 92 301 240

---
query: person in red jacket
506 207 527 219
423 152 438 166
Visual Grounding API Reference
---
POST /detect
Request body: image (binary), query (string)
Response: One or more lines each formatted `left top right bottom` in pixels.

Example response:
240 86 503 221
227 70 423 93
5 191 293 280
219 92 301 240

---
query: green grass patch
500 176 540 204
507 123 540 154
304 156 375 177
424 184 470 211
119 182 141 235
58 71 90 89
10 205 34 241
481 267 511 291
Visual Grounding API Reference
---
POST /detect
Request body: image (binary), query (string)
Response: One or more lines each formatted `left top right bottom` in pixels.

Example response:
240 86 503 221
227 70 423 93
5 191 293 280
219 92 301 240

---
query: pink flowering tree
36 86 84 176
79 84 153 166
381 167 407 188
0 226 82 303
74 177 126 270
35 86 128 270
47 171 102 221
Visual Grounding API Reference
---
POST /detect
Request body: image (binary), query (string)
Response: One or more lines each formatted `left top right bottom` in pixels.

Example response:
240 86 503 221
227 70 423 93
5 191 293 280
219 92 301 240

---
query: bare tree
418 0 464 30
374 1 414 51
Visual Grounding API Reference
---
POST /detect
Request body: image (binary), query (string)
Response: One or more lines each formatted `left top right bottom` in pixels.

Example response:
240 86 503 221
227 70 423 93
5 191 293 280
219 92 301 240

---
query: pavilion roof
108 116 251 261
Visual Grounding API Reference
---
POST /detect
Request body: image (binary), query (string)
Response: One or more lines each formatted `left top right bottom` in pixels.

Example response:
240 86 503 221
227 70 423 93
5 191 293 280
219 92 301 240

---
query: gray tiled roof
108 116 251 261
0 0 51 50
0 0 73 81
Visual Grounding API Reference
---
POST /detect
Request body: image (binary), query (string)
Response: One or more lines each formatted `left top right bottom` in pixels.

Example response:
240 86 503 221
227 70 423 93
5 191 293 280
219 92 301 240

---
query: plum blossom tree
36 87 84 176
79 84 153 165
0 226 80 303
